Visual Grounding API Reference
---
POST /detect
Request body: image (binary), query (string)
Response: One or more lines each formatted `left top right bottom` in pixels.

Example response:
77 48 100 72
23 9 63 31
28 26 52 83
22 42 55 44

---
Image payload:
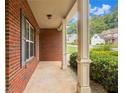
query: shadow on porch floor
23 61 107 93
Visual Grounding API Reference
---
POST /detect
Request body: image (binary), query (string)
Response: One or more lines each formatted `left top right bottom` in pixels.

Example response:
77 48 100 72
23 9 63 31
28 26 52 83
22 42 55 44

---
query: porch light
46 14 52 19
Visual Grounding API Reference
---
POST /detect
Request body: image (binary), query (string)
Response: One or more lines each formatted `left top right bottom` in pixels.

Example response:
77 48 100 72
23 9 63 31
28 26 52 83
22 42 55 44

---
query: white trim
66 1 77 23
26 56 34 62
61 19 67 69
25 20 35 61
26 40 34 43
26 20 34 29
28 20 30 59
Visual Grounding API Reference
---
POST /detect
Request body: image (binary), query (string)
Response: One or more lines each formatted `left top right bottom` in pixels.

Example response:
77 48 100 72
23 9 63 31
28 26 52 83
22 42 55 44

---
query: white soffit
66 1 77 23
27 0 76 29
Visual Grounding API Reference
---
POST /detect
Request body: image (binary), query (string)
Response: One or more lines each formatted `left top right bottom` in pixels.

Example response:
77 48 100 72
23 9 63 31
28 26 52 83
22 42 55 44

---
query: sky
90 0 118 16
69 0 118 23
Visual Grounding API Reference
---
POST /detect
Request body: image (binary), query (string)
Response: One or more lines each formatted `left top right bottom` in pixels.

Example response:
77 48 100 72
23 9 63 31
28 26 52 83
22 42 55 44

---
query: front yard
67 44 77 54
68 44 118 93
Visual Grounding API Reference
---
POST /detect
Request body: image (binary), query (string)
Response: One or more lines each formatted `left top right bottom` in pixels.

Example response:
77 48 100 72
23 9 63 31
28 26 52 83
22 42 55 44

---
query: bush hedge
90 50 118 93
69 52 77 69
69 50 118 93
92 44 111 51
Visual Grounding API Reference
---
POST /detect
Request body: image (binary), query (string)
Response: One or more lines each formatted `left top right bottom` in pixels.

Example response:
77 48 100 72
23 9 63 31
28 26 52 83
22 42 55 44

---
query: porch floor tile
23 62 77 93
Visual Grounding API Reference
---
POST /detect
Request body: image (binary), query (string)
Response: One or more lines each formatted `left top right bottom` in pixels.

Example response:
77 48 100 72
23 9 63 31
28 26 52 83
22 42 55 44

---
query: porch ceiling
27 0 76 29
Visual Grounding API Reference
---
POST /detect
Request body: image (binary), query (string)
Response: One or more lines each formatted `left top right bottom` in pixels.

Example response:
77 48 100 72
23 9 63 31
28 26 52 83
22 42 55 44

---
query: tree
89 5 118 37
89 16 108 37
103 6 118 28
67 22 78 34
66 5 118 37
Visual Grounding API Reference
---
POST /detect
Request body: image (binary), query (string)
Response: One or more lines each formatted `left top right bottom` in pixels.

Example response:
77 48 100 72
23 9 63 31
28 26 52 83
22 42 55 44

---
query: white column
61 19 67 69
77 0 91 93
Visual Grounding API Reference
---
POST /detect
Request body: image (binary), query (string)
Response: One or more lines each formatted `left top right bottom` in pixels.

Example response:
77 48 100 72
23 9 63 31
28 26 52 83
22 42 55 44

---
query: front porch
23 62 107 93
6 0 93 93
23 62 77 93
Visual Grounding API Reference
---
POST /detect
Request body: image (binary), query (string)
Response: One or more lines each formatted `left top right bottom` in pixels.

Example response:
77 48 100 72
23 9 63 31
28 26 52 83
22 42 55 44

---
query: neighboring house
91 28 118 46
67 34 77 43
100 28 118 45
91 34 105 45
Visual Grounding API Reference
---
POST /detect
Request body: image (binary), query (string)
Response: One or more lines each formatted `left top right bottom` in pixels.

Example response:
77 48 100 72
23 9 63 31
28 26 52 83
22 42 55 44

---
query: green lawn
67 45 77 54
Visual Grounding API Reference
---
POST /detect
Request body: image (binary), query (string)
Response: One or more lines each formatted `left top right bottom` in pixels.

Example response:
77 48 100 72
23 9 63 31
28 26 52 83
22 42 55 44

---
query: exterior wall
67 34 77 43
91 34 105 45
113 38 118 46
108 38 118 46
6 0 40 93
39 29 62 61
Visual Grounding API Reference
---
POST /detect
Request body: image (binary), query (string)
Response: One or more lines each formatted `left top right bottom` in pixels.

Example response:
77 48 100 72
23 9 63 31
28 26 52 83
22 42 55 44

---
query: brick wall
6 0 40 93
39 29 62 61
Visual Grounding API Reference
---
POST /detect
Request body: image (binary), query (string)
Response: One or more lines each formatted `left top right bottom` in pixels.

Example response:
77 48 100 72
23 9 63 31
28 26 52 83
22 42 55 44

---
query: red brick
6 0 40 93
39 29 62 61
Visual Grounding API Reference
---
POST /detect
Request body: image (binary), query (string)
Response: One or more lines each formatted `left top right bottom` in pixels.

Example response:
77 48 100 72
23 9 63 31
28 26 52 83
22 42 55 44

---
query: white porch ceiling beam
65 1 77 23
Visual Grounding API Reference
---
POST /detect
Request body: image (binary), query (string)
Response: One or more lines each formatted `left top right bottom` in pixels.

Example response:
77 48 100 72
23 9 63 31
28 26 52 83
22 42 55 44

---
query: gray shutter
21 10 26 67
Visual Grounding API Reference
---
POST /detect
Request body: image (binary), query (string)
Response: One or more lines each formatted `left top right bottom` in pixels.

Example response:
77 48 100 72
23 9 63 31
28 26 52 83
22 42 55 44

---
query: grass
67 42 77 45
67 45 77 54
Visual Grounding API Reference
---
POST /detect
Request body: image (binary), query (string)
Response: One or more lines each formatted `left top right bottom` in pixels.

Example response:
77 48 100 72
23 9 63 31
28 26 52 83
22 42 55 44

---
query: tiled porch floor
23 62 77 93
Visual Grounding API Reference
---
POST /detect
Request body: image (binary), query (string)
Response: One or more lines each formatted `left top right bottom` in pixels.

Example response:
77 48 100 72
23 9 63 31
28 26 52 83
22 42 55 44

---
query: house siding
39 29 62 61
6 0 40 93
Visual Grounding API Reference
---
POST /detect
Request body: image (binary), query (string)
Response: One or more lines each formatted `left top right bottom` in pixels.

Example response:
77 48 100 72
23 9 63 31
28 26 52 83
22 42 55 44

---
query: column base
61 65 67 70
77 58 91 93
61 61 67 70
77 85 91 93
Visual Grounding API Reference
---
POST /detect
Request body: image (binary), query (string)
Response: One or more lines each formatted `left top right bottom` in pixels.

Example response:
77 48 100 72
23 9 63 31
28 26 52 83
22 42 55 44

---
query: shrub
109 51 118 56
69 52 77 69
92 44 111 51
69 50 118 93
90 51 118 93
67 42 77 45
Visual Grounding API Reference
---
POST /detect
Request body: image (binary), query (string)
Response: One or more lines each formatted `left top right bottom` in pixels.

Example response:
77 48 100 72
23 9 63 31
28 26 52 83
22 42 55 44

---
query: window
21 10 35 67
25 20 35 61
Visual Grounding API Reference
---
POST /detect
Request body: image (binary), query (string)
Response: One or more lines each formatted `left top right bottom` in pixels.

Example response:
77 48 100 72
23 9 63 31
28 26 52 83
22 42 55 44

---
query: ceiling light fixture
46 14 52 19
